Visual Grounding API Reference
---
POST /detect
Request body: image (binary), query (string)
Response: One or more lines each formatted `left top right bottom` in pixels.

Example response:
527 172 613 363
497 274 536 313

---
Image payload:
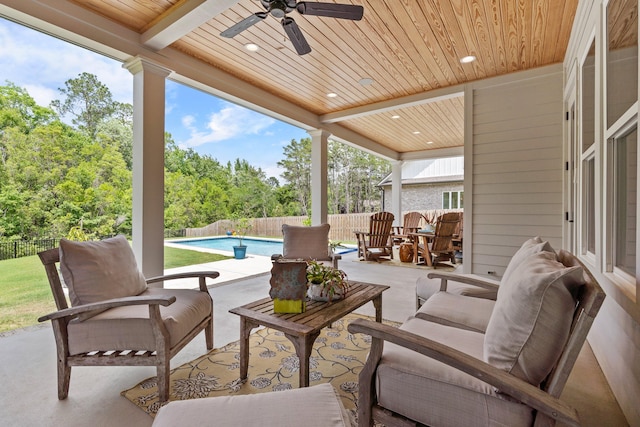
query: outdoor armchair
349 244 605 427
37 235 218 403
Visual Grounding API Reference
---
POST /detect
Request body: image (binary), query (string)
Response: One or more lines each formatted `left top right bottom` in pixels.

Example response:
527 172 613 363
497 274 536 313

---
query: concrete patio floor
0 251 629 426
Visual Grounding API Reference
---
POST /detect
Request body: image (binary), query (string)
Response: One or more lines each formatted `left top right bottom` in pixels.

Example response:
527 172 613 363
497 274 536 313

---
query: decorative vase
307 283 345 302
399 242 414 262
233 245 247 259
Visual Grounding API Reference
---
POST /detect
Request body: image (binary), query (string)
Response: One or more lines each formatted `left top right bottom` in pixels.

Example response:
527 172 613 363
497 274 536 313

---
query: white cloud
0 20 132 106
180 103 276 148
262 164 284 179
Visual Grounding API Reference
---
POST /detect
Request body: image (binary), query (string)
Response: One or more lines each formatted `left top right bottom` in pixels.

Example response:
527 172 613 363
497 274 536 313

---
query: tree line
0 73 390 240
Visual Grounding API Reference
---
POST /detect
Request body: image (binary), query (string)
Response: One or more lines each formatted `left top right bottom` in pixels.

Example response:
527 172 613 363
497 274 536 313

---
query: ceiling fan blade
220 12 267 38
282 17 311 55
296 2 364 20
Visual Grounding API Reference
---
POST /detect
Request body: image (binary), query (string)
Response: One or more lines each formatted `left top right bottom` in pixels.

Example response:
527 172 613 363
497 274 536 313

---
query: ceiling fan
220 0 364 55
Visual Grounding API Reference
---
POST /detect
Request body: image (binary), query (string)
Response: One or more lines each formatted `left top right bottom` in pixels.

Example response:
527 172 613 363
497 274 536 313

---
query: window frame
442 191 463 209
604 105 638 299
580 147 597 265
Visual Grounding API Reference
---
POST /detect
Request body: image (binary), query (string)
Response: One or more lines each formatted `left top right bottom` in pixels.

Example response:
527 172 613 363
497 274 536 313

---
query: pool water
172 237 357 257
174 237 283 257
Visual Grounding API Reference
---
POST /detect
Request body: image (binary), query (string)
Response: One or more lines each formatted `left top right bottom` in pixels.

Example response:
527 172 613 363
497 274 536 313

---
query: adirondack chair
415 212 461 267
354 211 395 262
392 211 423 245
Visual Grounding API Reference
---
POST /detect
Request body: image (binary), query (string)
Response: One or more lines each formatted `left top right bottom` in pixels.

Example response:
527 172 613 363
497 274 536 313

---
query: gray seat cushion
377 317 533 427
67 288 212 355
152 383 349 427
415 291 495 333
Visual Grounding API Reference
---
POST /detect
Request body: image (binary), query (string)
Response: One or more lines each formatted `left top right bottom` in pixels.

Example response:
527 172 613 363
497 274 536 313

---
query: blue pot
233 245 247 259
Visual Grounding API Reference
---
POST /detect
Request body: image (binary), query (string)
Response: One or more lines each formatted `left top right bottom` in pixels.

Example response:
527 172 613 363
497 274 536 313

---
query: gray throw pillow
500 236 555 288
59 235 147 320
484 251 584 386
282 223 331 260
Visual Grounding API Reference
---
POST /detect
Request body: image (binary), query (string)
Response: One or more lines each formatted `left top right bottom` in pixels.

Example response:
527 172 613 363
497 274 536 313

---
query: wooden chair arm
347 319 581 427
427 271 500 293
146 271 220 292
38 295 176 322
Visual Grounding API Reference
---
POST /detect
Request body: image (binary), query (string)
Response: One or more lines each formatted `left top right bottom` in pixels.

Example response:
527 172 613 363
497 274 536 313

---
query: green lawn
0 247 230 333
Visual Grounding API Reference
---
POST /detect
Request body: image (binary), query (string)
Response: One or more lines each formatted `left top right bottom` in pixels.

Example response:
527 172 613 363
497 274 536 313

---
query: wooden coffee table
229 281 389 388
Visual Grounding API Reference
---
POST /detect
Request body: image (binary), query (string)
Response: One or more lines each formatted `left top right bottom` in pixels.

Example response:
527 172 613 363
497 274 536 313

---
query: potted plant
232 217 252 259
306 260 350 302
329 240 346 255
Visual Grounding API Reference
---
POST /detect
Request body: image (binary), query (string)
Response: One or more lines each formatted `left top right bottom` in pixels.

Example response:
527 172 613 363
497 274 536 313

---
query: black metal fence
0 239 60 261
0 229 186 261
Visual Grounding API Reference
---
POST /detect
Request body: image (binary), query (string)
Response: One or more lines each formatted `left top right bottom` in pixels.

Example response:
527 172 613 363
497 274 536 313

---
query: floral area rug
121 313 399 419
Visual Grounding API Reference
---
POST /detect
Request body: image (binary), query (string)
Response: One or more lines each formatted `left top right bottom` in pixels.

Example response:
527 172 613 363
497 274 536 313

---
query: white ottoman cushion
152 383 349 427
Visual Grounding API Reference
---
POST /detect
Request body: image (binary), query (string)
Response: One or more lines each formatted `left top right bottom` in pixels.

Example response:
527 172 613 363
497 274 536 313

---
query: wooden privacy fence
185 209 463 243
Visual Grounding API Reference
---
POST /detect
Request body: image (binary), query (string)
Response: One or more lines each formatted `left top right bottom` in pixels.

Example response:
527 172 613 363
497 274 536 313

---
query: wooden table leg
239 317 258 381
372 294 383 323
285 332 320 387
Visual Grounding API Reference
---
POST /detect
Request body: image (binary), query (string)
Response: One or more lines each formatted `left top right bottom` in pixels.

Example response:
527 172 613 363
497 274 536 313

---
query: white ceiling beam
141 0 240 50
399 146 464 160
320 84 465 124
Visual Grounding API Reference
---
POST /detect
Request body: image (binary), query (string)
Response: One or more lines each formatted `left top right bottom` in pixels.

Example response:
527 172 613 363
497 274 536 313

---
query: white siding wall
471 72 564 276
404 157 464 179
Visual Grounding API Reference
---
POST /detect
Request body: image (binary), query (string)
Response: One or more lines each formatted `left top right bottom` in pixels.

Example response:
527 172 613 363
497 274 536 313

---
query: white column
391 160 403 226
124 57 171 283
308 129 330 225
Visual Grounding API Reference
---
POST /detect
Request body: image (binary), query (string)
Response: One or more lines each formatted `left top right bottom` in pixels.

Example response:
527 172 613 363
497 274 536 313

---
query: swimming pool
173 237 284 257
171 237 356 257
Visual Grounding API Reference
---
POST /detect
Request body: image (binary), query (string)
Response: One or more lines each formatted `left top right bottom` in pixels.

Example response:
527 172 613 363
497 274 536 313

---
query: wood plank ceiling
63 0 579 157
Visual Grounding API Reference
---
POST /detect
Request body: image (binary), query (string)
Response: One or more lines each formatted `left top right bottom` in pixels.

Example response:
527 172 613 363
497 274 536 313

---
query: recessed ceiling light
359 77 374 86
244 43 260 52
327 92 338 98
391 115 400 119
460 55 476 63
427 141 434 144
413 131 421 135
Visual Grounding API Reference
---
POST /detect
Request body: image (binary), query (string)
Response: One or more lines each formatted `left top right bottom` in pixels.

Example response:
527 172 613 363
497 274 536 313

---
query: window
607 125 637 279
442 191 463 209
607 0 638 128
583 155 596 256
582 40 596 153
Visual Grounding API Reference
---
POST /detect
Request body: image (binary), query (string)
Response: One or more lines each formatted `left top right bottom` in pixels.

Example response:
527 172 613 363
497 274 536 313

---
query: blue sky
0 18 308 178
